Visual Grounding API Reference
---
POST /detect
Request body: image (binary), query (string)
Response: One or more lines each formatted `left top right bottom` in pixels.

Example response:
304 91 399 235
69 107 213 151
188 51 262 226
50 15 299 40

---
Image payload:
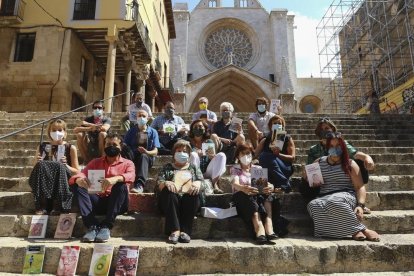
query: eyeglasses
326 132 342 139
92 106 103 110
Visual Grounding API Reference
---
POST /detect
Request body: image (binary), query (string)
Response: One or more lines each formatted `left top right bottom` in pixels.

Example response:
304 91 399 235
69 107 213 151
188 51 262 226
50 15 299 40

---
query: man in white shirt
121 91 153 132
192 97 217 129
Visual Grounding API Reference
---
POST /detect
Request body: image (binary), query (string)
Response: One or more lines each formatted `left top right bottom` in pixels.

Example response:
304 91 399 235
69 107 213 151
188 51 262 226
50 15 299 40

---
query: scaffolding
317 0 414 113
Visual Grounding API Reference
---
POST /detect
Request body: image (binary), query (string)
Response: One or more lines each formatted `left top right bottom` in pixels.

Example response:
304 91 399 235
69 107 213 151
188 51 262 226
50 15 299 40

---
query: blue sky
171 0 335 77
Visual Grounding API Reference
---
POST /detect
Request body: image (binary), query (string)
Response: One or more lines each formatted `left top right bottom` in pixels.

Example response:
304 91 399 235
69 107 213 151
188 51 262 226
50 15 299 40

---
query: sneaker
95 227 111 243
179 232 191 243
81 226 98 243
130 183 144 193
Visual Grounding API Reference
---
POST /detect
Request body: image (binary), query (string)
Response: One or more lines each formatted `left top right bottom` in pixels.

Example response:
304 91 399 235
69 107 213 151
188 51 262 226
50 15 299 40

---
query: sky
171 0 334 77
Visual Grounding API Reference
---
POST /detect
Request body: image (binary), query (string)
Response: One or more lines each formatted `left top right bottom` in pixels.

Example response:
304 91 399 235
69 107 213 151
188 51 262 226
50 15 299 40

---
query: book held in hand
56 144 66 162
129 110 137 122
270 130 286 150
88 244 114 276
250 167 268 194
137 132 148 147
54 213 77 239
269 99 281 113
162 123 176 134
28 215 48 239
177 123 190 132
56 246 80 276
229 117 243 133
201 141 215 156
115 246 140 276
305 163 324 187
174 170 193 193
22 245 45 274
88 170 105 194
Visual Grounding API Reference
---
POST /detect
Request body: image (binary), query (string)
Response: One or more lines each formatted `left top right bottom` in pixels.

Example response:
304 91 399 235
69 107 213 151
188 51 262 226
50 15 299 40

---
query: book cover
129 110 137 122
174 170 193 193
22 245 45 274
114 246 140 276
88 170 105 194
56 246 80 276
269 99 281 113
162 123 176 134
28 215 48 239
88 244 114 276
229 117 243 133
176 123 190 132
54 213 77 239
56 144 66 162
251 167 268 194
137 132 148 147
305 163 324 187
201 141 215 156
270 130 286 150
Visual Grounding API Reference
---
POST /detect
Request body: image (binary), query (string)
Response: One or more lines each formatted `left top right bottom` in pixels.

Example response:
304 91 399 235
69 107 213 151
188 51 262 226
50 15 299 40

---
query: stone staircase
0 111 413 274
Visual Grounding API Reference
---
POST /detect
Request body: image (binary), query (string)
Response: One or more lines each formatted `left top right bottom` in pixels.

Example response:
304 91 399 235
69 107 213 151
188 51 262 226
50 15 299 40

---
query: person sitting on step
212 101 245 164
124 109 160 193
231 142 277 244
74 100 111 163
306 132 380 242
29 119 80 215
156 139 205 244
191 96 217 130
120 91 153 133
69 133 135 243
189 119 226 194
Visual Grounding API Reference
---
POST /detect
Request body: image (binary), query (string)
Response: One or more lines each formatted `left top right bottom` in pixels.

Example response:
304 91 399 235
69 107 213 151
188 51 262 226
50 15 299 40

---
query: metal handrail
0 90 135 142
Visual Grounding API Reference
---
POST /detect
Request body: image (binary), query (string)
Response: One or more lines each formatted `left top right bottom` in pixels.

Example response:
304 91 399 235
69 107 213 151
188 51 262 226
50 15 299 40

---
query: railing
0 0 25 21
0 90 135 144
126 0 153 58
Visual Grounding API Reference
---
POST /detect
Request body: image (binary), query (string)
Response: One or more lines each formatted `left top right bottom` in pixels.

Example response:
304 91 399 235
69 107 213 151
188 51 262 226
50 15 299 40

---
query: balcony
0 0 26 24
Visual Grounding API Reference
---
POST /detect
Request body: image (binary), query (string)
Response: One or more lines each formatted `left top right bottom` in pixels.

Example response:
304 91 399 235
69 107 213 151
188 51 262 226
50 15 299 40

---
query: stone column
123 62 132 112
103 27 118 112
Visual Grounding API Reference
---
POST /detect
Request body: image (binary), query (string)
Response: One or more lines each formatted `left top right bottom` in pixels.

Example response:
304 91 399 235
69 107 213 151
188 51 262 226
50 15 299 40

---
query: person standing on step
248 97 281 149
74 100 111 163
189 119 226 194
192 97 217 130
306 132 380 242
151 101 188 155
29 119 80 215
124 109 160 193
69 133 135 242
121 91 153 133
231 142 277 244
212 102 245 164
156 140 205 244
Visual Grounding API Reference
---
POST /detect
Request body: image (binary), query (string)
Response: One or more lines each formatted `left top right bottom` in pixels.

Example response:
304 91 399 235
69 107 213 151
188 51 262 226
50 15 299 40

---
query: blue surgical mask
174 151 189 163
137 117 147 127
272 124 283 131
328 147 343 157
257 104 266 113
93 109 103 117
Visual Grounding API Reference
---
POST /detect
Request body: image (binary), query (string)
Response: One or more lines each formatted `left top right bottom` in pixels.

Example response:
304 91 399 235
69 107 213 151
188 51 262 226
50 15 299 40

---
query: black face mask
104 145 121 157
165 108 174 117
136 101 143 107
192 128 205 137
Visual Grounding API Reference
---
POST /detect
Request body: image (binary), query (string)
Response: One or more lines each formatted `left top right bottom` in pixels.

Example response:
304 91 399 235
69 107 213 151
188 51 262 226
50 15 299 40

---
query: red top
69 156 135 197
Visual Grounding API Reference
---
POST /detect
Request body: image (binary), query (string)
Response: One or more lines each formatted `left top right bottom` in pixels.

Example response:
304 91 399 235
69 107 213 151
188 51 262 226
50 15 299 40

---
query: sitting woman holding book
29 119 80 215
231 142 277 244
256 115 295 193
156 139 204 244
189 119 226 194
306 132 380 242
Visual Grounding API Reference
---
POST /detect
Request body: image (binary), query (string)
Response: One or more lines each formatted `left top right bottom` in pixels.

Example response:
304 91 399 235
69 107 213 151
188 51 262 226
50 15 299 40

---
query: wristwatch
356 203 365 209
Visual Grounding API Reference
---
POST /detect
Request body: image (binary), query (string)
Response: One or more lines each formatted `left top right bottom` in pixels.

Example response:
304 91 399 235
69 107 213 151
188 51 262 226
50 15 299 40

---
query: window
269 74 275 82
14 33 36 62
80 57 89 90
73 0 96 20
208 0 216 8
187 74 193 82
240 0 248 7
0 0 16 16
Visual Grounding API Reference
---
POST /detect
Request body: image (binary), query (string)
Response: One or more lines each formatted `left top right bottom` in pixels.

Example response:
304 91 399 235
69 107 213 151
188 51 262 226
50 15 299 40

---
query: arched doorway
299 95 322 113
189 69 268 112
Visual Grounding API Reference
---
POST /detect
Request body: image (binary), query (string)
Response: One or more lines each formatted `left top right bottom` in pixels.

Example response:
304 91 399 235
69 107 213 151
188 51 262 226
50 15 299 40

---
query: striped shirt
319 156 354 196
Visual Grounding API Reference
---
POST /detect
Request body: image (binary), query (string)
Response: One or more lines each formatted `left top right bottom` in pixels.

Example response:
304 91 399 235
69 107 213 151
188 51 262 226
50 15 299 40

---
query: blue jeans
259 152 293 193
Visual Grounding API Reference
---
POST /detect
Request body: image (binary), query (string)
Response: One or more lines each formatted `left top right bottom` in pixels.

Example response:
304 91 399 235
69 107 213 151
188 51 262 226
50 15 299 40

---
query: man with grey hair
192 97 217 129
121 91 153 132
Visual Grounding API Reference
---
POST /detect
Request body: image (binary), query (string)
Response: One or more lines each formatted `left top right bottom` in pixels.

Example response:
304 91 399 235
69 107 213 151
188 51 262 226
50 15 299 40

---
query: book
54 213 77 239
129 110 137 122
114 246 140 276
269 99 281 113
56 246 80 276
270 130 286 150
250 167 268 194
162 123 176 134
56 144 66 162
88 244 114 276
137 132 148 147
176 123 190 132
22 245 45 274
305 163 324 187
201 141 215 156
174 170 193 193
88 170 105 194
28 215 48 239
229 117 243 133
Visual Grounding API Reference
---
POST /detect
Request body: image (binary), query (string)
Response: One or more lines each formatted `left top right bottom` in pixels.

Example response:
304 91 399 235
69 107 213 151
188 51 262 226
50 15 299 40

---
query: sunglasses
92 106 103 110
318 117 331 123
326 131 342 139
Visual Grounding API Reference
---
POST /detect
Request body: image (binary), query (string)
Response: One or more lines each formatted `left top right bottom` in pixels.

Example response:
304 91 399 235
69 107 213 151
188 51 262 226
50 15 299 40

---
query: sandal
363 206 371 214
352 231 366 241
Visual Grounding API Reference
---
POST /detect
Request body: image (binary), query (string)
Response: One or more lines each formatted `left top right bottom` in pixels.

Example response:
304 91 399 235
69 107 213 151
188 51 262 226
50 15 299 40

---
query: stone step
0 234 414 274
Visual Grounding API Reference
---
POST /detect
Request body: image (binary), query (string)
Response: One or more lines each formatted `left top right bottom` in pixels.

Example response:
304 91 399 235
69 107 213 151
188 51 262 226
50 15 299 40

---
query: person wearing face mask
121 91 153 133
156 140 205 244
248 97 281 149
188 119 225 194
231 142 277 244
305 133 380 242
212 102 245 165
124 110 160 193
74 100 112 163
69 133 135 243
191 97 217 129
29 119 80 215
151 101 187 155
256 115 295 193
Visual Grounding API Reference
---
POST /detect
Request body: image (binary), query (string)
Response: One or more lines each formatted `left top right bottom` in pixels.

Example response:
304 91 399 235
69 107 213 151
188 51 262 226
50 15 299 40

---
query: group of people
28 94 380 245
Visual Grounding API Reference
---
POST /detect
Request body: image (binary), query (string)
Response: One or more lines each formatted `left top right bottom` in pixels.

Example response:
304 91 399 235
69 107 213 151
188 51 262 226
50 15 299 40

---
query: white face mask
239 154 252 166
50 131 65 141
93 109 103 117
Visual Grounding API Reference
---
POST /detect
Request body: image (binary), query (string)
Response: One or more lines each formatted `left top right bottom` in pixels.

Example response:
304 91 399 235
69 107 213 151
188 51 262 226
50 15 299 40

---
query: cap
315 117 337 137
